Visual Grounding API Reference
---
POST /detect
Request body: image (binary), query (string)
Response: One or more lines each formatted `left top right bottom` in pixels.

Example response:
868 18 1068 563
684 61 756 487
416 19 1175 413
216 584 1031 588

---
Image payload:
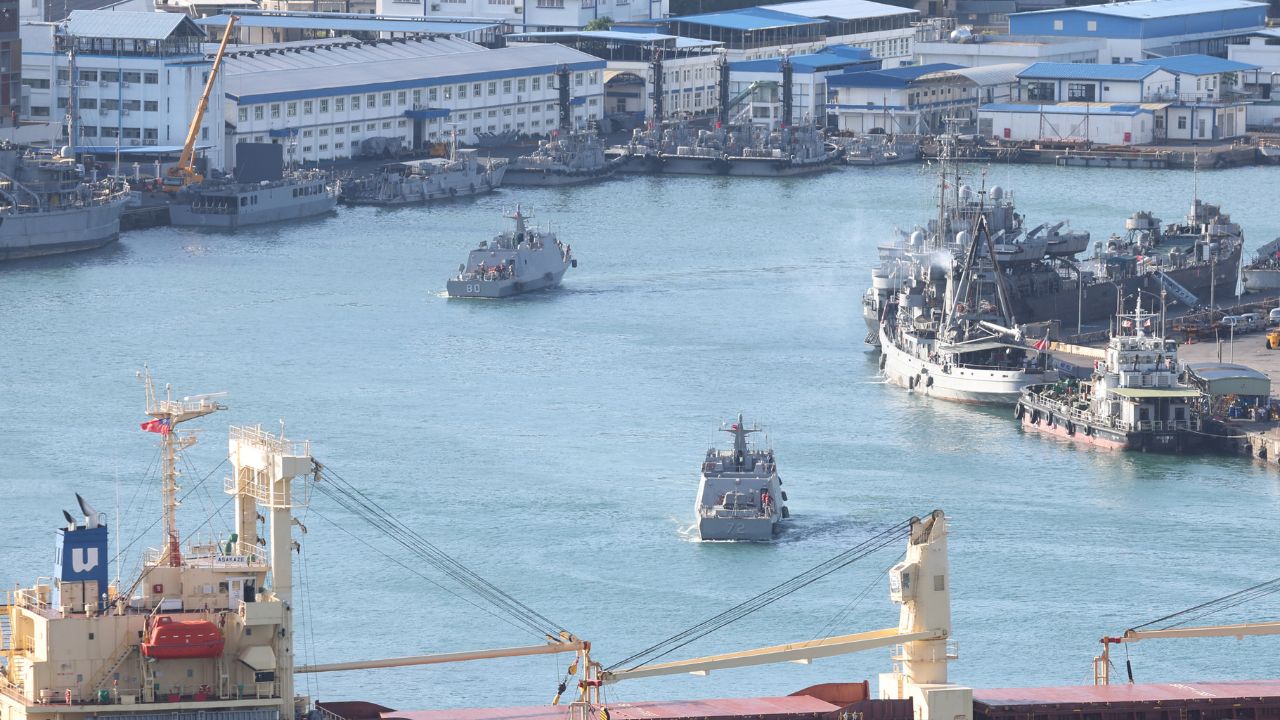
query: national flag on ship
1033 334 1049 351
140 418 171 435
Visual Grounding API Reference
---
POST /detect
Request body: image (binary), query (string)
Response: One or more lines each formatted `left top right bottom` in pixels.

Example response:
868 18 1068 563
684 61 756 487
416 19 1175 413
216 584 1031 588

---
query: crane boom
296 638 587 674
165 14 237 191
601 627 940 683
1094 621 1280 685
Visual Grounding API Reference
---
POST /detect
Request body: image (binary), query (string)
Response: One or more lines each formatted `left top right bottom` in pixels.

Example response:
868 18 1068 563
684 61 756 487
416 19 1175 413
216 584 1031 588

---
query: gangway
1157 271 1199 308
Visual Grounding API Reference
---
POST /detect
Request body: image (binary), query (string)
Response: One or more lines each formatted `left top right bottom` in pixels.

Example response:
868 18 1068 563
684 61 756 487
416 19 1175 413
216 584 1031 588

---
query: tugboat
340 132 506 206
445 206 575 298
693 414 787 542
0 144 131 260
503 129 622 187
1016 300 1203 452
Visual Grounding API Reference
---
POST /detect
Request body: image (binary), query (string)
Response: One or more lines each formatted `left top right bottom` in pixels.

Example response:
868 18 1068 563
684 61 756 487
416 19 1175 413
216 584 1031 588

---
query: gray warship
169 169 336 229
861 133 1241 345
613 121 839 177
340 149 505 206
0 144 131 261
503 130 622 186
694 414 788 542
446 206 575 298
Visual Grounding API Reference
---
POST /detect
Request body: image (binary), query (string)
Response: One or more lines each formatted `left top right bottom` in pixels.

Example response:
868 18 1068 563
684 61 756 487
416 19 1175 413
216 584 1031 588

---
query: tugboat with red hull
1015 300 1203 452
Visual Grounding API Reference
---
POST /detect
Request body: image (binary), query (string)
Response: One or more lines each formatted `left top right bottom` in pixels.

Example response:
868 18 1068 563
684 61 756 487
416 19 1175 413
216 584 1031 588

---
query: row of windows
72 125 160 140
239 99 594 124
55 69 159 84
56 97 160 111
235 72 600 123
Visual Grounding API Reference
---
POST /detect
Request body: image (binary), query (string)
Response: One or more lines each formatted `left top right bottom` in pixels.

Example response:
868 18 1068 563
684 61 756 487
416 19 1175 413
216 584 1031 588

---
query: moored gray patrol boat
446 206 575 298
0 144 130 261
694 414 788 542
503 130 622 186
340 145 506 206
169 169 336 229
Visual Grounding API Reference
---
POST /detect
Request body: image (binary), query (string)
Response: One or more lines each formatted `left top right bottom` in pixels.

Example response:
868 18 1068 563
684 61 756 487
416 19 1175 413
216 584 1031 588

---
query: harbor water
2 163 1280 710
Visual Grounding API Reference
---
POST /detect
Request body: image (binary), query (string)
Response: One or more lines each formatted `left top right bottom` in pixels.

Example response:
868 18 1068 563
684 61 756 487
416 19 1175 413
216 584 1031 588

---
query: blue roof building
827 63 963 89
727 45 881 128
826 63 1013 134
1009 0 1268 64
1135 54 1260 76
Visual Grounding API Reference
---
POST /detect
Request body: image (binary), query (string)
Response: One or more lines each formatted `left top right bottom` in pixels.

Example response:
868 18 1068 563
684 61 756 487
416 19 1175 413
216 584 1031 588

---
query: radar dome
955 230 971 247
949 26 973 43
909 229 926 247
958 184 973 202
990 185 1004 200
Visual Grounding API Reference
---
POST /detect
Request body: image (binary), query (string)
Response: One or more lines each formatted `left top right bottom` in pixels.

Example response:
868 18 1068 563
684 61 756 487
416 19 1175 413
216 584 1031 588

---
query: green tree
584 16 613 30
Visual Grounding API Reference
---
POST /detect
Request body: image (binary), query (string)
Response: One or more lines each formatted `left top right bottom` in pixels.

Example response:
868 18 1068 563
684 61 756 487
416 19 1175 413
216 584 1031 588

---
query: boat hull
446 268 567 298
502 166 617 186
1243 268 1280 292
0 196 126 261
171 194 336 229
879 327 1047 405
1016 400 1203 453
698 516 777 542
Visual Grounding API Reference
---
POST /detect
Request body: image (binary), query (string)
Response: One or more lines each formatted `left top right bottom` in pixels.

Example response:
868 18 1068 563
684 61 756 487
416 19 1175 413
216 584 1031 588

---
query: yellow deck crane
163 14 237 192
1092 576 1280 685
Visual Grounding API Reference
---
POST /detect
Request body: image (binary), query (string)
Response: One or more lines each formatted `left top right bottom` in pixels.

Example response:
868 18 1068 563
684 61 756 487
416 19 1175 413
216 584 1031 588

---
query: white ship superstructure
0 372 315 720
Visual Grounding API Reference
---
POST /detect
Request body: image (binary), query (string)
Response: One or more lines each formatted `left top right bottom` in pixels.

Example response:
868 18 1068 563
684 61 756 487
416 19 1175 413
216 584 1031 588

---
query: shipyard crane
163 14 237 192
293 511 967 720
1092 575 1280 685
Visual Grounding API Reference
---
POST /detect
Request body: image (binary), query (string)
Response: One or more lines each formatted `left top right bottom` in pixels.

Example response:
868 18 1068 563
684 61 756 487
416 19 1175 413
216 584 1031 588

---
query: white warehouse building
21 10 222 166
221 37 605 168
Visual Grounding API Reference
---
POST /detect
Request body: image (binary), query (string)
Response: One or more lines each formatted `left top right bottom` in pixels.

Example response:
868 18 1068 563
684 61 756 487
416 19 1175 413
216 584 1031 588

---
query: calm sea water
2 163 1280 710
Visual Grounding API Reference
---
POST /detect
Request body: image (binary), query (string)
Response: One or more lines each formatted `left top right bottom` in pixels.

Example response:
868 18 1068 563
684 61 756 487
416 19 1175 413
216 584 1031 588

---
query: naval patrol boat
446 206 575 298
503 130 622 186
340 143 506 206
0 144 130 261
168 169 336 229
693 414 788 541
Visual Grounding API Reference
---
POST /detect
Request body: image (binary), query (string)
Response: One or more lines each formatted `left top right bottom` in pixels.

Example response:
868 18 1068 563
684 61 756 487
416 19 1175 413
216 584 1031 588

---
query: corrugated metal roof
1018 62 1160 80
1136 53 1260 75
672 7 823 31
975 680 1280 707
66 9 205 40
194 13 497 33
1014 0 1266 20
916 62 1029 86
758 0 916 20
732 44 875 72
386 695 840 720
827 62 963 88
224 43 604 102
508 30 676 41
220 36 484 75
1186 362 1271 382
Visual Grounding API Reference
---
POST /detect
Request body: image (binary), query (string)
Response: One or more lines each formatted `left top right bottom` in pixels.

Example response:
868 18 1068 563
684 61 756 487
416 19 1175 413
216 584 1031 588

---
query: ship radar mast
720 413 760 469
139 365 226 566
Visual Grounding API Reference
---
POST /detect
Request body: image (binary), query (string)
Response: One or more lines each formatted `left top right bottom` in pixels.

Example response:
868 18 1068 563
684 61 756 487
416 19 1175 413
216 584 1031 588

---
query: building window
271 104 281 118
1053 19 1063 30
302 129 313 138
413 89 421 105
488 82 497 96
517 78 526 93
238 108 248 122
102 71 119 82
366 94 376 107
503 79 512 93
351 125 360 132
335 126 344 134
122 71 140 84
304 100 313 114
458 84 467 99
78 70 97 82
81 126 97 137
336 97 345 111
144 72 158 84
575 72 583 86
1067 83 1095 101
254 106 264 120
101 126 118 137
428 87 438 102
1178 116 1187 129
367 123 376 130
123 99 140 111
397 91 406 104
1026 81 1054 102
78 97 96 109
319 128 329 136
102 99 119 110
144 100 158 112
1086 20 1097 31
532 76 540 91
381 92 391 106
472 83 481 97
30 105 49 117
287 102 297 116
382 121 391 129
144 128 157 140
320 99 329 112
352 95 361 109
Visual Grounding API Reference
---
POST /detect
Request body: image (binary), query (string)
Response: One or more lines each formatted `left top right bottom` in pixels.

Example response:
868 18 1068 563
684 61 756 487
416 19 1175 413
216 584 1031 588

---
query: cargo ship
5 379 1278 720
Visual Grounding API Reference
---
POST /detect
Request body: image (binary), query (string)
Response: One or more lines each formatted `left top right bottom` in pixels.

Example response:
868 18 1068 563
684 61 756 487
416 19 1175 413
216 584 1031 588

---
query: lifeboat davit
140 616 225 660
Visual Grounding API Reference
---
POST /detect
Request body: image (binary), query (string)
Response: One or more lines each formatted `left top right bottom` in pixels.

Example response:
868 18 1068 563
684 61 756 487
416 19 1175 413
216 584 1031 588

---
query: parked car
1269 308 1280 325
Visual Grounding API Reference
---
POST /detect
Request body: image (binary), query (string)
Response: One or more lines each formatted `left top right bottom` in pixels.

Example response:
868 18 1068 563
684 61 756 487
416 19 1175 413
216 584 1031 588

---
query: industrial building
730 45 879 127
626 0 918 64
20 10 223 166
506 30 721 126
827 62 966 133
1016 62 1176 103
194 10 506 46
1229 30 1280 130
222 37 605 167
978 101 1162 144
1008 0 1269 64
374 0 667 34
915 33 1103 68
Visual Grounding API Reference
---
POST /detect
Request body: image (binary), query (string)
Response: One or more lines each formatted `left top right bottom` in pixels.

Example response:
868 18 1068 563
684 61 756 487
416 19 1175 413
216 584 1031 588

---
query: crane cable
1128 574 1280 632
312 463 567 641
606 517 915 672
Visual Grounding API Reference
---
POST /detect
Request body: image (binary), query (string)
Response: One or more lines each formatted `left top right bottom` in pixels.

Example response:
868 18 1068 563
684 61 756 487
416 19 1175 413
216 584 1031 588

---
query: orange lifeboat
140 616 225 660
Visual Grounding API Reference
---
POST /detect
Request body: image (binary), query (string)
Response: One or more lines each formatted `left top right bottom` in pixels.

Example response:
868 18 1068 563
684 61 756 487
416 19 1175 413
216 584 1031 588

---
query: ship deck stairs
1157 271 1199 308
90 639 138 693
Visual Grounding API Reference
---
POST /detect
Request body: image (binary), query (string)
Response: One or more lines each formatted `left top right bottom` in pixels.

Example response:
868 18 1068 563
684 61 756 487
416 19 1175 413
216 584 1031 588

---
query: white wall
227 68 605 164
376 0 666 31
979 107 1153 145
1164 103 1248 140
1230 37 1280 73
915 38 1102 67
20 21 222 167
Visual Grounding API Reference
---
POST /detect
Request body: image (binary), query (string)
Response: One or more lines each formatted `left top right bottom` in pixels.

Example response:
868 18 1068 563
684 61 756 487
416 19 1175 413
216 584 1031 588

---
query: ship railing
10 581 57 616
229 424 311 458
699 507 767 519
